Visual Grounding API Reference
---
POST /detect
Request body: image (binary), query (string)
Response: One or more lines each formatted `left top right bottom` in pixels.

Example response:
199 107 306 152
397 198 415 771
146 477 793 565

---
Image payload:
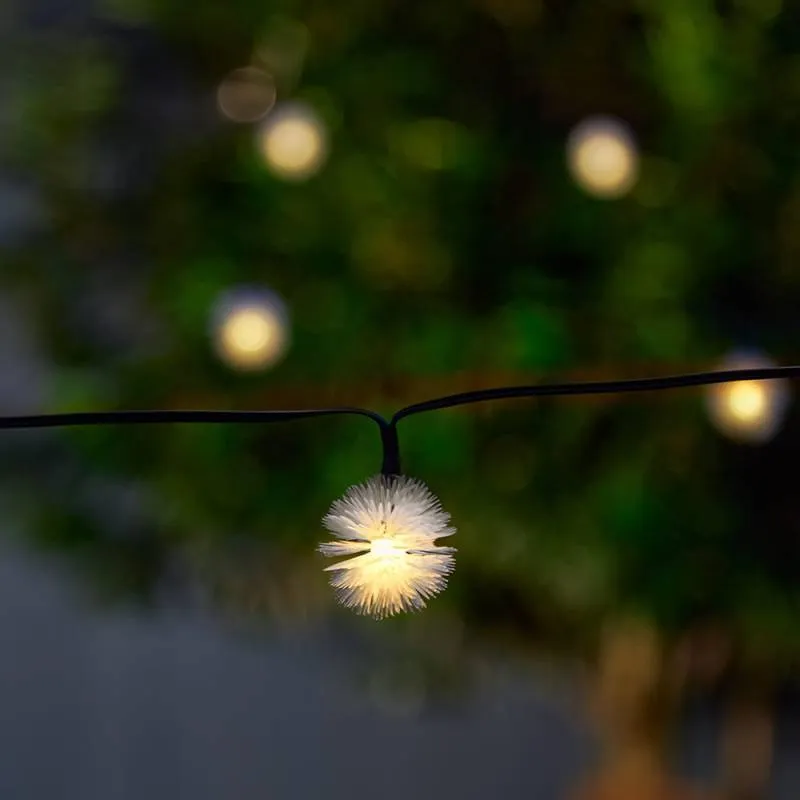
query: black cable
0 366 797 478
392 366 800 424
380 423 401 475
0 407 389 430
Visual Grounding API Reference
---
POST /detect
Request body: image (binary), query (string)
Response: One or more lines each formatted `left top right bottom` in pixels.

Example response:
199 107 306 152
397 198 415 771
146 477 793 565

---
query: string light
258 102 328 181
211 288 290 371
217 67 276 123
318 475 456 619
567 116 639 199
1 365 799 617
706 352 791 444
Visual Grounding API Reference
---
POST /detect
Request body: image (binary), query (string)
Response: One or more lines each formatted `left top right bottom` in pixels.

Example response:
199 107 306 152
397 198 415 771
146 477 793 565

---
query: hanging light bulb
567 115 639 199
706 351 791 444
258 102 328 181
211 287 290 371
319 475 456 618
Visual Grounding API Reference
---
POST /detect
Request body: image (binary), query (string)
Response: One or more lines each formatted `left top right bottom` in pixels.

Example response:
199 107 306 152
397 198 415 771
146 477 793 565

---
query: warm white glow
259 103 327 180
217 67 276 123
567 116 639 198
223 308 274 350
319 475 456 619
706 352 791 444
212 290 289 371
727 381 766 422
371 538 402 559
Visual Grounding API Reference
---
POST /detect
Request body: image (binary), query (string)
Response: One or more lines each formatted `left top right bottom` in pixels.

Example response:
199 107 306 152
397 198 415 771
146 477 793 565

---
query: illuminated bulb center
577 136 632 187
567 117 638 198
371 538 404 559
728 381 766 421
262 116 325 177
224 308 276 352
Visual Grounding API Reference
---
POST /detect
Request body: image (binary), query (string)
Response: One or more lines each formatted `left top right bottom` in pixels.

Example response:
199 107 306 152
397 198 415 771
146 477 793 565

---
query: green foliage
0 0 798 667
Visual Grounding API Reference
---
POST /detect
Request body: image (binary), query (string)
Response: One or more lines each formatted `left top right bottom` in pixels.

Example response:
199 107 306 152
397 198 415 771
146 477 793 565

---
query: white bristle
318 475 456 619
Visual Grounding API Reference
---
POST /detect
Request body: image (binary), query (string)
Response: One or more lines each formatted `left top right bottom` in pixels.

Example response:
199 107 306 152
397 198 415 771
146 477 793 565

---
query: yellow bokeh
706 353 790 443
567 116 639 199
215 301 289 371
727 381 767 422
259 104 328 180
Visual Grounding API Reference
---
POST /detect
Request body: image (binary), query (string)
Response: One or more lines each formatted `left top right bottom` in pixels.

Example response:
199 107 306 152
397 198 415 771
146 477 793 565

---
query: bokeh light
258 102 328 181
566 116 639 199
706 351 791 444
217 67 276 123
211 288 290 371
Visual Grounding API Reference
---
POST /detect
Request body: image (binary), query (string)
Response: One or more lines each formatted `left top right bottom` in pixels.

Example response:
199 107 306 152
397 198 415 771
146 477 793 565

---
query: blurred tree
0 0 799 787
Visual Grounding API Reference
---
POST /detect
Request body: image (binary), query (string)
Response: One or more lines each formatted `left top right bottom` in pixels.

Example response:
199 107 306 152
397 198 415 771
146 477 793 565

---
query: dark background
0 0 799 795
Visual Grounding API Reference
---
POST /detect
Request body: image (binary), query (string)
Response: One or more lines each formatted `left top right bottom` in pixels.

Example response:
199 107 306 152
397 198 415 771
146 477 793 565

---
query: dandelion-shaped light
319 475 456 619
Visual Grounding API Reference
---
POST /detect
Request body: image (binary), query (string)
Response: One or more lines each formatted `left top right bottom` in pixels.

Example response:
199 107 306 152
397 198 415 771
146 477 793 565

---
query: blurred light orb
728 381 766 420
567 116 639 198
217 67 276 123
706 351 791 444
258 102 328 181
212 288 290 371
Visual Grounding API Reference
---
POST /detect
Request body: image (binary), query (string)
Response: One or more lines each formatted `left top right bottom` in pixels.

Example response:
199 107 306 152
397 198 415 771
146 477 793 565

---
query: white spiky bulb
318 474 456 619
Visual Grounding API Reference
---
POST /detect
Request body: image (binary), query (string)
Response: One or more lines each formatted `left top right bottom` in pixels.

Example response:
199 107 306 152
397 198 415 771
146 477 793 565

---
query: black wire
0 367 797 478
0 407 390 430
0 368 796 432
391 366 800 424
380 423 401 475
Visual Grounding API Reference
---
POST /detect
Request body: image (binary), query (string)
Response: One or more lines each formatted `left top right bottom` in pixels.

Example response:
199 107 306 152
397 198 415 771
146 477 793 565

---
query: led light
319 475 456 619
212 288 290 371
706 351 791 443
567 116 639 199
258 102 328 181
